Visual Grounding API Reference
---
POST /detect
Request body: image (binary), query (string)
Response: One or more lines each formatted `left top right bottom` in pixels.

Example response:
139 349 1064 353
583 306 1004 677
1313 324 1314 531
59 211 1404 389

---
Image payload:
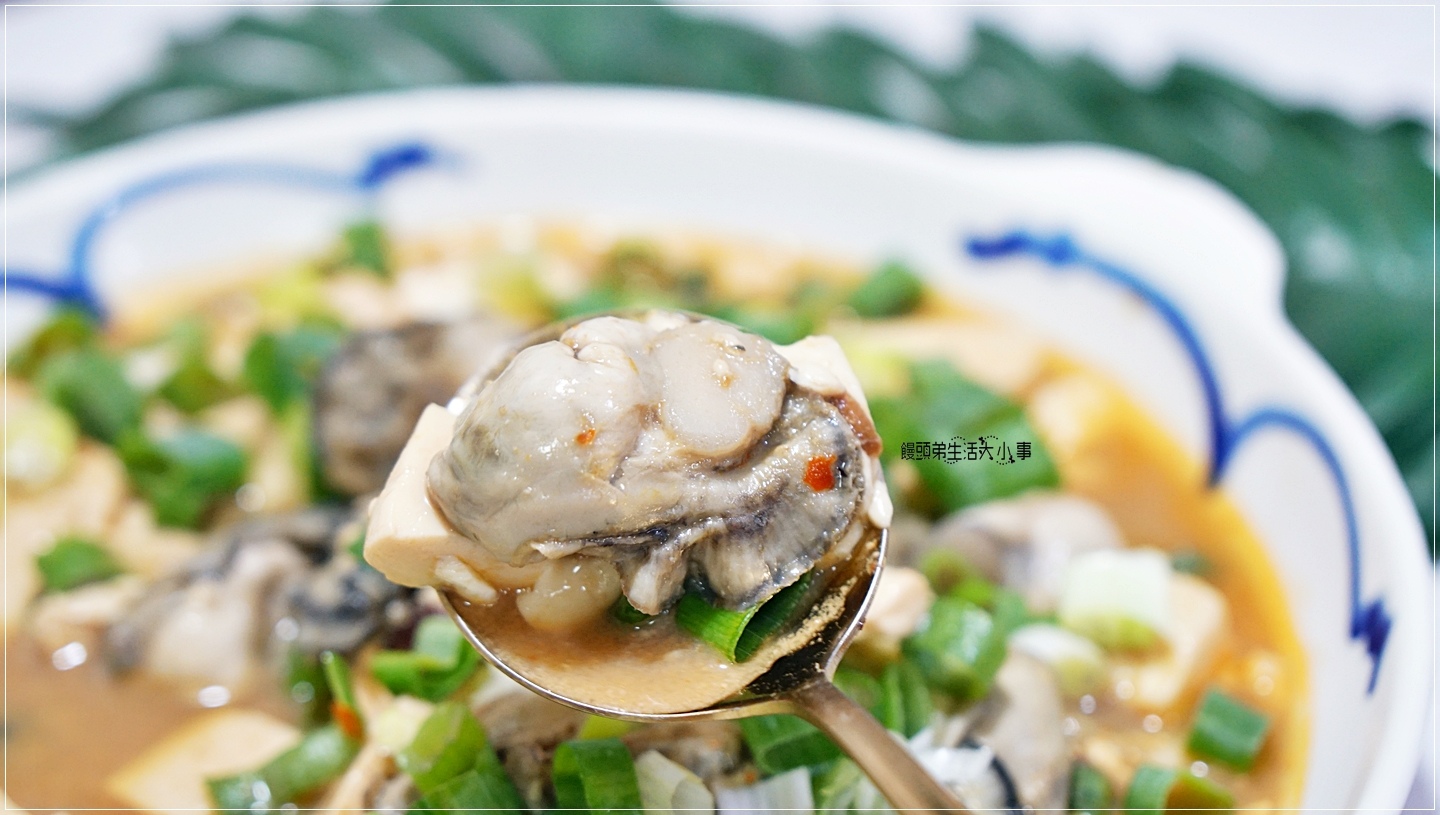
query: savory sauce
4 633 290 809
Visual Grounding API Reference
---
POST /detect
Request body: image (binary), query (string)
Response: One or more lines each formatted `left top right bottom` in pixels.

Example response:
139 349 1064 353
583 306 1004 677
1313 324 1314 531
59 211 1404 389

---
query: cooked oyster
366 311 890 618
313 317 519 496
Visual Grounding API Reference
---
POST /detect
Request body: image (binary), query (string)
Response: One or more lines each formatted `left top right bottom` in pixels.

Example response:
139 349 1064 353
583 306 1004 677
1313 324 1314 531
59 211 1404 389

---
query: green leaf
551 737 643 815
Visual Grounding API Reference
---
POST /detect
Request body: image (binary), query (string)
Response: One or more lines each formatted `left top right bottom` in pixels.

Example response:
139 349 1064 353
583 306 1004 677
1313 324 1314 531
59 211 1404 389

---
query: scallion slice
1058 548 1173 651
320 651 363 739
877 660 933 738
737 714 841 776
35 536 122 593
848 260 925 318
370 614 481 702
1187 689 1271 772
207 723 359 813
155 318 231 413
676 572 813 662
552 737 643 815
611 595 653 625
117 428 248 528
337 219 391 277
37 347 142 444
634 749 714 815
901 592 1025 703
1123 765 1234 814
398 701 494 795
241 323 343 414
1068 761 1113 815
9 307 97 378
413 767 526 813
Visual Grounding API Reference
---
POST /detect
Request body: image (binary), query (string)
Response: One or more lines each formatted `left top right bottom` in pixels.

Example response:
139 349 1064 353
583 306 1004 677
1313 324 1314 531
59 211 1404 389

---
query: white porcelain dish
4 86 1431 810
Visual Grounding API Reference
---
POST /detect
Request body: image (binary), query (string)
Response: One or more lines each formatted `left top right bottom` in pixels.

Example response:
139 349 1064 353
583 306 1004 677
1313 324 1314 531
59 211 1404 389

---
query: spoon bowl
442 529 970 813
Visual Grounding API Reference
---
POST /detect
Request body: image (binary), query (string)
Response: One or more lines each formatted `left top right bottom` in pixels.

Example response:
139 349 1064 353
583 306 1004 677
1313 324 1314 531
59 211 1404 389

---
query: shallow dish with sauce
2 88 1430 812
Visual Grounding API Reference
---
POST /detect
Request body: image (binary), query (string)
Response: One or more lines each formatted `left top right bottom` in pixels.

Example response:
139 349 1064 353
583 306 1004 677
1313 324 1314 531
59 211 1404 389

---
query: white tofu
365 404 540 599
364 404 474 589
107 709 300 813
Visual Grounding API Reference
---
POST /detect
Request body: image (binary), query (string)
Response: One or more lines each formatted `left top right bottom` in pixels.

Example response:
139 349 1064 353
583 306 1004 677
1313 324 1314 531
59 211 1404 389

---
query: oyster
366 311 889 617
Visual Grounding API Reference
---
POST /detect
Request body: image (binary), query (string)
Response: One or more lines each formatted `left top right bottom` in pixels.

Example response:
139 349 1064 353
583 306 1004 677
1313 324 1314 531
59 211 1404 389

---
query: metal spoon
440 528 969 813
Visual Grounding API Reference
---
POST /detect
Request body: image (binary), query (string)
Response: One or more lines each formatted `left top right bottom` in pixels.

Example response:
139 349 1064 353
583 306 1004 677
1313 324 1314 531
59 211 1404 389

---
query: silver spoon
440 527 969 813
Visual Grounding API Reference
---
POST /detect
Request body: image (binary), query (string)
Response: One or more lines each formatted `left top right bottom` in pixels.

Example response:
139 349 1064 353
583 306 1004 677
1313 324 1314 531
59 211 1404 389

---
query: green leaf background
19 1 1434 550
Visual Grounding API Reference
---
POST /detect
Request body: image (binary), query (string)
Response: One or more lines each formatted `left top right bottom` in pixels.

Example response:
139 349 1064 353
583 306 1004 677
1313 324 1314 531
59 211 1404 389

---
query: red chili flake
804 455 837 492
331 702 364 740
575 428 597 446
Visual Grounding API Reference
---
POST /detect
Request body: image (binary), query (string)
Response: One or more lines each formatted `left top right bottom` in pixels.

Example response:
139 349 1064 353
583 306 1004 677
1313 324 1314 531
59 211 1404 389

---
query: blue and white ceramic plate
4 87 1431 809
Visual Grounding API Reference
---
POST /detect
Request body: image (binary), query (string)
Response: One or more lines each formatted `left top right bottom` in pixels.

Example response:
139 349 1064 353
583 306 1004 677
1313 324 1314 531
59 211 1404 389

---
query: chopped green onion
676 572 813 662
37 347 142 444
1187 689 1271 772
737 714 841 776
917 548 972 594
815 758 889 813
1171 550 1214 578
552 737 643 815
1008 623 1107 696
35 536 122 593
634 749 714 815
706 304 816 346
578 715 639 740
155 318 231 413
257 263 334 325
370 697 434 754
1058 548 1173 651
611 595 653 625
241 323 343 414
1123 765 1177 815
1068 761 1114 815
902 592 1025 703
337 219 391 277
413 767 526 813
117 428 248 528
9 307 97 378
207 723 359 814
158 354 231 414
398 701 493 794
1122 765 1234 814
877 660 933 738
848 260 925 318
320 651 363 738
869 360 1059 515
951 575 1001 609
284 649 332 728
5 400 80 491
370 614 481 702
553 284 631 320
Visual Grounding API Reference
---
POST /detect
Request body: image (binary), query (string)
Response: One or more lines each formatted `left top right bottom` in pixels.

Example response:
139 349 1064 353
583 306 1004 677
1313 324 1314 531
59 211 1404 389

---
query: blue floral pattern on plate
966 230 1390 691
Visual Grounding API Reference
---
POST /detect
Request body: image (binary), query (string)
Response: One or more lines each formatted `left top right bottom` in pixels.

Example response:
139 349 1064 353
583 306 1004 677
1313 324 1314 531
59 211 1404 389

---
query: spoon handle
789 679 970 813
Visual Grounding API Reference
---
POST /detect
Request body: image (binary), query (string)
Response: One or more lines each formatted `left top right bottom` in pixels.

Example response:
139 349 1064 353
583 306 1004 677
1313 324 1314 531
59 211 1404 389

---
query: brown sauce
450 556 862 716
4 633 290 810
